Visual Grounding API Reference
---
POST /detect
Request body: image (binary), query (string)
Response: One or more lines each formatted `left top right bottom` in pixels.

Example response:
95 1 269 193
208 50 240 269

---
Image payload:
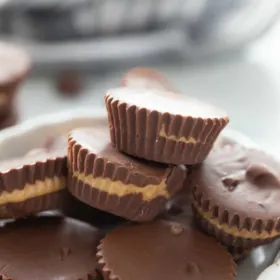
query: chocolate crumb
60 247 71 261
222 177 239 191
170 223 184 235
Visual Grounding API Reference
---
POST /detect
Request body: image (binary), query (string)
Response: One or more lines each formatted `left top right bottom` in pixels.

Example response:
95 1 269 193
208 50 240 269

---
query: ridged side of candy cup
191 146 280 249
67 134 186 222
192 185 280 249
96 220 237 280
105 88 229 165
0 151 67 219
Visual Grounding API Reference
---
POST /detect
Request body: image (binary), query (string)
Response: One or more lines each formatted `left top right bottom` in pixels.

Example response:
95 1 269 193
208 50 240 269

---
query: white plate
0 109 279 280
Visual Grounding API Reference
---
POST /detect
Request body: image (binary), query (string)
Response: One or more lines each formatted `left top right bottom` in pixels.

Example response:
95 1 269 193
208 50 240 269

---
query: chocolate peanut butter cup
0 215 100 280
105 87 229 164
121 67 174 91
68 127 186 222
0 145 67 219
191 145 280 248
97 220 236 280
0 42 31 118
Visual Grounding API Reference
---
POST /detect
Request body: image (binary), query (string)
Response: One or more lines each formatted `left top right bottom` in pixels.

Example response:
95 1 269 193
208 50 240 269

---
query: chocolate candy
97 220 236 280
191 145 280 248
67 126 186 222
0 144 67 218
105 87 229 164
121 67 174 91
0 215 100 280
0 42 31 118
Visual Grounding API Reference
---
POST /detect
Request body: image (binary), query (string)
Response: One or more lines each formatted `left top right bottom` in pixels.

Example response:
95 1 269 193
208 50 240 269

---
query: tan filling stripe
193 201 280 239
0 176 66 205
73 171 170 201
159 126 197 144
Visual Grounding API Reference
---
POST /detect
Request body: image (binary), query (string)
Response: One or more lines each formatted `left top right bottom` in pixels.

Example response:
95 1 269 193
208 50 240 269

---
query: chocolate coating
121 67 174 91
0 190 66 219
192 145 280 220
0 144 67 218
68 126 186 221
107 87 227 118
97 220 236 280
0 216 100 280
105 87 229 164
70 127 172 183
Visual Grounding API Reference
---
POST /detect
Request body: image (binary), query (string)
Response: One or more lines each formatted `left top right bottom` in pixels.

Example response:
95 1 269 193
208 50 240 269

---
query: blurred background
1 0 280 154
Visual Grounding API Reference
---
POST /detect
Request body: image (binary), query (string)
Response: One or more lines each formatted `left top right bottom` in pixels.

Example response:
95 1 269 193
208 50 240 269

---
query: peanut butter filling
193 201 280 239
73 171 170 201
0 176 66 205
159 125 197 144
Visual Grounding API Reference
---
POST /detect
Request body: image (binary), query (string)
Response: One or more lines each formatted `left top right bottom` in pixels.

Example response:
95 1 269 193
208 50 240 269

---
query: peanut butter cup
121 67 174 91
192 145 280 248
105 87 229 164
68 126 186 222
0 42 31 119
0 215 100 280
0 145 67 219
97 220 236 280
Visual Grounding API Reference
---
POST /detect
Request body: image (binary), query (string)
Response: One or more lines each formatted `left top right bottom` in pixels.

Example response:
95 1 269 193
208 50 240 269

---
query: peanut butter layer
159 126 197 144
69 127 182 187
73 171 169 201
0 176 66 205
193 201 280 239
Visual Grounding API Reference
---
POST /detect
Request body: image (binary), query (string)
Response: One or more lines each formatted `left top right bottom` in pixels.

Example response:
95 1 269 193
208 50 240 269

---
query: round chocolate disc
97 220 236 280
0 215 101 280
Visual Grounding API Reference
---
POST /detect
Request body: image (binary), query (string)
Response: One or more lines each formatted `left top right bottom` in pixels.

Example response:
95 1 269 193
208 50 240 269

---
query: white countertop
18 18 280 155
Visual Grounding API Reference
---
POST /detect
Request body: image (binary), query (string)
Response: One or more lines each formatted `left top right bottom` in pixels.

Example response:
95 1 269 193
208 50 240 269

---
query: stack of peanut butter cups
67 69 229 222
65 68 240 279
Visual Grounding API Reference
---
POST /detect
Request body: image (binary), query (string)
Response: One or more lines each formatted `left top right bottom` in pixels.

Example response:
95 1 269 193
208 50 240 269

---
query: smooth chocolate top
98 220 235 280
69 127 185 184
106 87 228 119
121 67 173 91
192 145 280 219
0 42 30 84
0 216 100 280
